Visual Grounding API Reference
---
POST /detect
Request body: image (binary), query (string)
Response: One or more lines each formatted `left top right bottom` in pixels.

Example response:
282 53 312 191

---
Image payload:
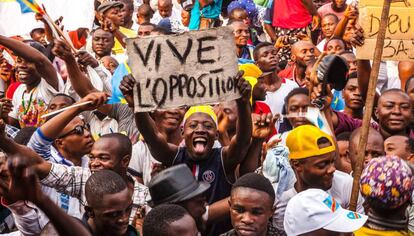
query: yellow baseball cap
286 125 336 160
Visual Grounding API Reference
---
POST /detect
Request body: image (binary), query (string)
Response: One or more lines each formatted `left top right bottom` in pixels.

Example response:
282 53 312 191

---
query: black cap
97 1 124 14
148 164 210 207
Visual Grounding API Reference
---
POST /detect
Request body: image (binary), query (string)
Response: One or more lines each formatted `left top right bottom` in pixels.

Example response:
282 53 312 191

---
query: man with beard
0 36 63 128
318 0 348 20
254 42 298 118
273 125 364 232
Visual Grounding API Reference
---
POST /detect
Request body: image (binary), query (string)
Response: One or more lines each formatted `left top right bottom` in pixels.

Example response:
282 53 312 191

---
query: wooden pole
349 0 392 211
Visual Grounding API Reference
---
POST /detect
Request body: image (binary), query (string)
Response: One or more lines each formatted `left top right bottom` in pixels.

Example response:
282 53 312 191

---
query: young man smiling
120 72 253 235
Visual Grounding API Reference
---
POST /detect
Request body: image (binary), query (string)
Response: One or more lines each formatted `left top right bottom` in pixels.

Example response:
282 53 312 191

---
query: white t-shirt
265 79 299 118
10 77 63 127
129 141 162 186
272 170 365 230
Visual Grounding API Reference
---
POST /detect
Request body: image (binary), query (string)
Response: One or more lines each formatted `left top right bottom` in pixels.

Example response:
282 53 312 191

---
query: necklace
21 87 37 115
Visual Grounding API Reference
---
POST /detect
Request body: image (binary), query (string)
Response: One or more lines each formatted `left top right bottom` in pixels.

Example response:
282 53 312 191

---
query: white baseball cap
284 189 367 236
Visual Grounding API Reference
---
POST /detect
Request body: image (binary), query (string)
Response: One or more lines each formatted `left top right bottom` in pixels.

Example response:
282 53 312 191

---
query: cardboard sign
126 27 239 112
356 0 414 61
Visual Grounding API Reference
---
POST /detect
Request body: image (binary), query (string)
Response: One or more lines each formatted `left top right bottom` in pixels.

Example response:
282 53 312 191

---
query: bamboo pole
349 0 392 211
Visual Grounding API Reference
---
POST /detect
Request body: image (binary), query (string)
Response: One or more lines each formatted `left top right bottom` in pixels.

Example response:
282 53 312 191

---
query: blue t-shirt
189 0 223 30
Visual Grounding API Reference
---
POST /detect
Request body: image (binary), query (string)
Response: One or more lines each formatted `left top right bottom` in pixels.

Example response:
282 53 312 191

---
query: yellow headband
183 105 218 126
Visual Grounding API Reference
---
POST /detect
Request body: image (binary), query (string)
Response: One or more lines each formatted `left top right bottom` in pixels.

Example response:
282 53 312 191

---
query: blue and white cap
284 189 367 236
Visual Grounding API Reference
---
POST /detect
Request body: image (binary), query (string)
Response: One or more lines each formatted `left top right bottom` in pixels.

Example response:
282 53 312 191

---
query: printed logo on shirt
202 170 215 183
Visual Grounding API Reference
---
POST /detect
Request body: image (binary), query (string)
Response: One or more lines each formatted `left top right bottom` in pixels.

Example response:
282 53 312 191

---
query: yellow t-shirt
354 226 410 236
112 27 137 55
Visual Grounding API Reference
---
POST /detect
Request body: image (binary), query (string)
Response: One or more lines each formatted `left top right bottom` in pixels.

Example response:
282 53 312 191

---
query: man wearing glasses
1 92 149 235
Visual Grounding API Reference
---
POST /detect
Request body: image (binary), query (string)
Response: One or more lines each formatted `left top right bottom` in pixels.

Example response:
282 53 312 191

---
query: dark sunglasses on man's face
58 124 90 139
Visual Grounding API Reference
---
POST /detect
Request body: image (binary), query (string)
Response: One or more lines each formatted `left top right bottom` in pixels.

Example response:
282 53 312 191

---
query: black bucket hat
148 164 210 207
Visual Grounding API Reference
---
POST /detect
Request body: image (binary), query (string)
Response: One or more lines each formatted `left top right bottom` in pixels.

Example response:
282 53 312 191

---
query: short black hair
326 37 346 48
100 133 132 158
85 170 127 206
143 204 190 236
284 87 309 109
253 42 273 61
30 28 45 38
14 127 37 145
51 93 76 104
337 132 351 142
322 13 339 23
232 173 275 203
92 28 114 37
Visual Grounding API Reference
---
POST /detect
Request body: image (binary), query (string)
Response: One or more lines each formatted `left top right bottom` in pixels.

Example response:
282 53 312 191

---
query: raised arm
5 158 91 236
52 39 97 97
0 119 51 179
120 75 178 166
222 74 252 174
0 35 59 90
40 92 108 139
238 113 274 176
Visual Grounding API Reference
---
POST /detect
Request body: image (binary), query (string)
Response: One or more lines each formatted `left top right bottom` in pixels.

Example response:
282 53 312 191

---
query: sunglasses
58 124 90 139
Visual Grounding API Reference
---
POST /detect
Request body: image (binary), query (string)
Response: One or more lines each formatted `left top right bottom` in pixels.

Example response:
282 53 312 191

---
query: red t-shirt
272 0 312 29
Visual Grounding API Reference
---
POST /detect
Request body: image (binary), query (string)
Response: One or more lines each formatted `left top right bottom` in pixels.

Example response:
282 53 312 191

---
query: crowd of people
0 0 414 235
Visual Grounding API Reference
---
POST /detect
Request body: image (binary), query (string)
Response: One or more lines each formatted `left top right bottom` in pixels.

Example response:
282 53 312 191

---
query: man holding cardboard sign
126 27 240 112
120 28 256 235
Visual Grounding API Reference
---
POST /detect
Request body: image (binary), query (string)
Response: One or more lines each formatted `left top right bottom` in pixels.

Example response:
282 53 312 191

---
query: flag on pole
108 63 131 104
305 107 333 136
15 0 43 14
